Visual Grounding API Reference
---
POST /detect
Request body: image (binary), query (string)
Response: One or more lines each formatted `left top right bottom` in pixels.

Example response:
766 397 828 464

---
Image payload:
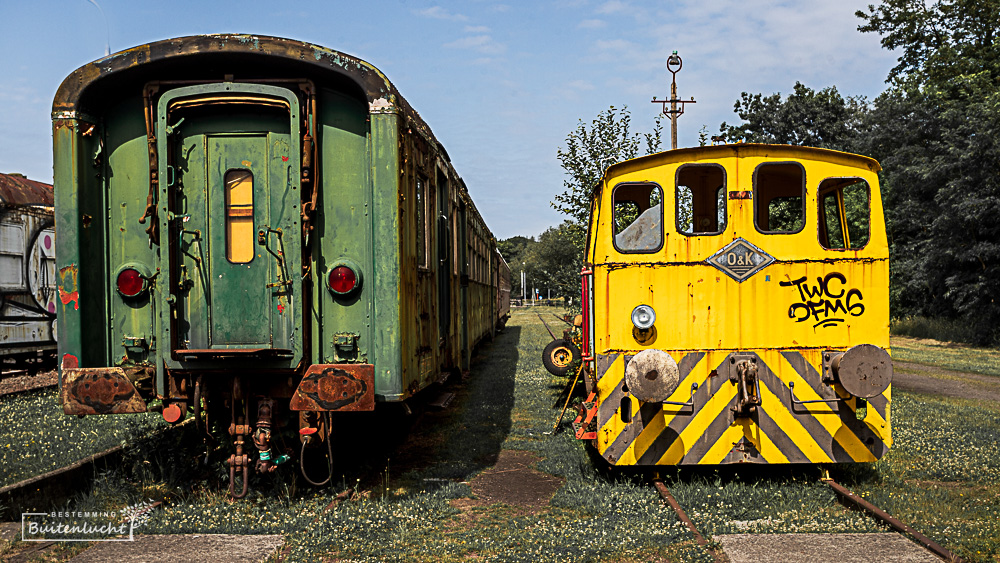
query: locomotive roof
602 143 882 185
52 34 447 161
0 172 53 207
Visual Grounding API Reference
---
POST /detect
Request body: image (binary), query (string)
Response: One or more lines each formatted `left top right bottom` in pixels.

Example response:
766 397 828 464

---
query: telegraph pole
651 51 696 149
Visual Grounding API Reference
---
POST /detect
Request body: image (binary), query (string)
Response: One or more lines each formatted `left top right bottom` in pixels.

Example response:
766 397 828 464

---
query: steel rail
823 477 964 563
652 479 725 563
536 313 558 341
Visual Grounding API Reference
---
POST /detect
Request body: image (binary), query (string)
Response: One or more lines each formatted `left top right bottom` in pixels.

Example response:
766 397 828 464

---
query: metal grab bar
788 381 843 406
662 382 699 407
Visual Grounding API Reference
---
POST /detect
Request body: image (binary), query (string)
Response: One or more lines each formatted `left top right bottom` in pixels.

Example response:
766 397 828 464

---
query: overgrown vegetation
0 388 167 487
4 311 998 561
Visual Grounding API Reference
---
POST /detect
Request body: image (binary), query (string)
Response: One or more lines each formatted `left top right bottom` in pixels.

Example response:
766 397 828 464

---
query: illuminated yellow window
225 169 254 263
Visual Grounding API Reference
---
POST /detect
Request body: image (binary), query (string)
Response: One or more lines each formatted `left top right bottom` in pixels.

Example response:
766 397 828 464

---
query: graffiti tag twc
780 273 864 328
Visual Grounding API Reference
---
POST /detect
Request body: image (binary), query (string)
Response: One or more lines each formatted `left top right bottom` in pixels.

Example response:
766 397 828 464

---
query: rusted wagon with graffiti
574 144 892 466
52 35 509 495
0 173 56 374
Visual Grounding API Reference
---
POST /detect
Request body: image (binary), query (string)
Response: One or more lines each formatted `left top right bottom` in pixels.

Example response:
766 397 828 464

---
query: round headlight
631 304 656 330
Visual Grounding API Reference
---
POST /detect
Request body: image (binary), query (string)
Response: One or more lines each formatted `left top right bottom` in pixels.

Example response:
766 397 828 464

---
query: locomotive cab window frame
676 163 727 236
818 177 871 250
611 182 664 254
753 161 806 234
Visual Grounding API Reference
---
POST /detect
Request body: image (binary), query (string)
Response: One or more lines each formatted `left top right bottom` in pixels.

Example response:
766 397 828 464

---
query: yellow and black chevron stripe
592 350 891 465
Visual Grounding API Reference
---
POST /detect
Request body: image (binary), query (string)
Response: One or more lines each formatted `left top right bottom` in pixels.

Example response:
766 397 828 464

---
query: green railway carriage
53 35 510 495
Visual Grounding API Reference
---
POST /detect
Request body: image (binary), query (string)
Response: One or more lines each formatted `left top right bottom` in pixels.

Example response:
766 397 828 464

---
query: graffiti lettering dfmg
780 273 864 328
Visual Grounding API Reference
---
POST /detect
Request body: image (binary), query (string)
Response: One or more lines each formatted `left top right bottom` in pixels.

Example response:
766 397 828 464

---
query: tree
498 235 535 298
856 0 1000 83
719 82 868 151
553 106 662 226
856 0 1000 344
523 222 586 302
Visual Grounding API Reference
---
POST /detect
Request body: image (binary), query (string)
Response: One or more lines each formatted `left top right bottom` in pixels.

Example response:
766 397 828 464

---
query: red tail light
328 265 358 295
116 268 145 297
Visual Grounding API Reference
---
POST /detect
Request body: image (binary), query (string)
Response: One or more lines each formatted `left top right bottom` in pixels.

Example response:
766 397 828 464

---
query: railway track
652 475 965 563
0 369 58 397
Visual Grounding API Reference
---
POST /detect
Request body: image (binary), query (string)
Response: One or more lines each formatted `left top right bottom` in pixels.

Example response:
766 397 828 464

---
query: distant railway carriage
53 35 509 495
575 144 892 465
0 173 56 373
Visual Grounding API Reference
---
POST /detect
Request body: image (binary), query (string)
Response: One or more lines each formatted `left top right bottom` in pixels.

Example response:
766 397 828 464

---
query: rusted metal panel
0 173 53 207
61 367 147 415
290 364 375 412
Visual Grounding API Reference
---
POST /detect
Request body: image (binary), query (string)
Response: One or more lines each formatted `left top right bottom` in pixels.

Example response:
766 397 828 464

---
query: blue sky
0 0 897 239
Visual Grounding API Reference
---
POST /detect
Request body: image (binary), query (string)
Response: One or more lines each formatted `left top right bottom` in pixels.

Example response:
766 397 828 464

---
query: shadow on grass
322 325 523 491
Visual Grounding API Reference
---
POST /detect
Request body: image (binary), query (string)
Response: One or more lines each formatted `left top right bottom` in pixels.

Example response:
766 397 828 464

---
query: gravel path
892 360 1000 406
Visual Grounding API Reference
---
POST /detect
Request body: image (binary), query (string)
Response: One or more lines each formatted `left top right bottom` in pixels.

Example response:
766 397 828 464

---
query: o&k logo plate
707 238 775 282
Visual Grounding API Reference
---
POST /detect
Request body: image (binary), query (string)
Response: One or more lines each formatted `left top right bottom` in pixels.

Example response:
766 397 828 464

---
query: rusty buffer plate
61 368 147 415
290 364 375 412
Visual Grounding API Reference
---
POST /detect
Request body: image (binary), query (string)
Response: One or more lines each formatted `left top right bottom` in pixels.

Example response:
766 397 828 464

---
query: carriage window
819 178 870 250
677 164 726 235
416 177 427 268
0 222 25 288
754 162 805 233
612 182 663 253
225 169 254 263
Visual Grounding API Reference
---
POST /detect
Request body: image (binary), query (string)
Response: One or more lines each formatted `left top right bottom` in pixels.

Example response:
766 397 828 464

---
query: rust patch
290 364 375 411
0 172 53 206
61 367 147 415
58 264 80 311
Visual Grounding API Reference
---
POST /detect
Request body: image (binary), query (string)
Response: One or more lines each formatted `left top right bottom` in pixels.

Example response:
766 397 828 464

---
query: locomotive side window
754 162 805 233
676 164 726 235
818 178 870 250
224 169 254 264
612 182 663 253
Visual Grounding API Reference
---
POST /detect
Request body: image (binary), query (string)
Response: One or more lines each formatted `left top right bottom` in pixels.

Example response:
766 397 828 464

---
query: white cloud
444 34 507 55
464 25 491 33
578 19 606 29
596 0 628 15
417 6 469 21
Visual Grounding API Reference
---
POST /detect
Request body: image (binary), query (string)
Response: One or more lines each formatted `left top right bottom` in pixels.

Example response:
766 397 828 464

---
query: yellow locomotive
574 144 892 465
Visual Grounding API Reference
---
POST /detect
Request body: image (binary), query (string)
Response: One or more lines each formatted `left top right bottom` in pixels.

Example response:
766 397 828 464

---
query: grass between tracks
3 309 999 562
0 388 167 488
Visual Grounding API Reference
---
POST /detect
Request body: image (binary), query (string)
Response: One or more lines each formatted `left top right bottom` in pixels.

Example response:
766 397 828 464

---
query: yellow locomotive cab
577 144 891 466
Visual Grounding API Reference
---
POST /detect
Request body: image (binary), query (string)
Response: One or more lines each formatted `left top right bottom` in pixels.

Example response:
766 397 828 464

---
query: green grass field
891 335 1000 378
3 309 998 562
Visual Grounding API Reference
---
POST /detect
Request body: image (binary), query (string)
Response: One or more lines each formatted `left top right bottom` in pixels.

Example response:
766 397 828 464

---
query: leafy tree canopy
553 106 662 226
720 82 867 151
856 0 1000 83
